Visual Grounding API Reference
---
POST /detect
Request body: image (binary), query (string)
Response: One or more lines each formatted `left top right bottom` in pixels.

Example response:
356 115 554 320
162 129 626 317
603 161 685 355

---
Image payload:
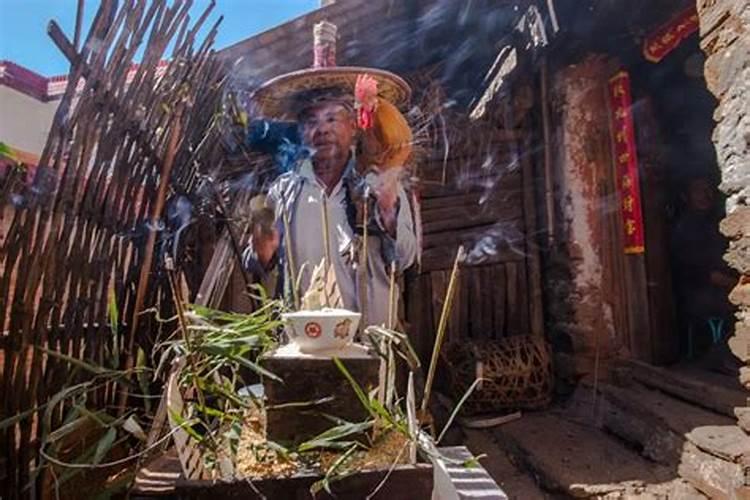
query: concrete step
489 411 676 498
594 380 735 465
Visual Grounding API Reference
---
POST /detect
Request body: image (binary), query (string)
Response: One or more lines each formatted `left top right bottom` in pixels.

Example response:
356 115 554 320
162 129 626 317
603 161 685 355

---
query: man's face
300 102 356 171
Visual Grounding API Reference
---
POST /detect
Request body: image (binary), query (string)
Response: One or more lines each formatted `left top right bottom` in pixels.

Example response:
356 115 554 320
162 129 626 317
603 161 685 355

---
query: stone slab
617 359 747 417
261 345 380 445
679 441 745 500
491 412 672 496
686 425 750 463
596 381 734 465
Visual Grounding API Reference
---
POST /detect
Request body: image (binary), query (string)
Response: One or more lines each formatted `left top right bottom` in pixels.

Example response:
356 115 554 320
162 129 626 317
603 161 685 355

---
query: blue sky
0 0 318 76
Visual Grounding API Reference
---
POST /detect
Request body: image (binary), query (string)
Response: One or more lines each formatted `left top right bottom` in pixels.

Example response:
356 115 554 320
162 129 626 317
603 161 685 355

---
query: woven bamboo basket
444 335 553 415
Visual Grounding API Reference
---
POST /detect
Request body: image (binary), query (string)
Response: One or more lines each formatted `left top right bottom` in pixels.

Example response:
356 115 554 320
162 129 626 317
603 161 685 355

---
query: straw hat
251 21 411 120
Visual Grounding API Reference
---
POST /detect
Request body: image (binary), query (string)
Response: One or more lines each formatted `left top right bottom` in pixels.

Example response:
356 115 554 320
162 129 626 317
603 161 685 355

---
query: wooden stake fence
0 1 231 496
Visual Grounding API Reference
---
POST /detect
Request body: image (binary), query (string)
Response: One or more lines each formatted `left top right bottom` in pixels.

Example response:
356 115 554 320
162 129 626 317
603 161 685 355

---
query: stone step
594 380 735 465
462 429 551 499
490 411 675 498
615 359 747 417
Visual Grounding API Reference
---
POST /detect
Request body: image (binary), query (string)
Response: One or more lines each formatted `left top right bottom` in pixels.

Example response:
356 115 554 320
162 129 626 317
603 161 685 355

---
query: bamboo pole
540 58 555 247
119 104 184 412
421 245 464 415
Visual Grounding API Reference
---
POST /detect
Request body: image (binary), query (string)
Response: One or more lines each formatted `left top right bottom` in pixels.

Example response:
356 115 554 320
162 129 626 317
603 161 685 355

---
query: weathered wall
546 55 623 366
697 0 750 393
0 86 58 156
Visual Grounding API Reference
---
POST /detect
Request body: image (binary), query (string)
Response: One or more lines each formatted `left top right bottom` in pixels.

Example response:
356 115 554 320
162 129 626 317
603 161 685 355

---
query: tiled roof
0 60 53 101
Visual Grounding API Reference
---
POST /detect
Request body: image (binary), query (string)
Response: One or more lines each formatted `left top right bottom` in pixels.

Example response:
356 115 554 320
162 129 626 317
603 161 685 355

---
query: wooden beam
520 133 544 337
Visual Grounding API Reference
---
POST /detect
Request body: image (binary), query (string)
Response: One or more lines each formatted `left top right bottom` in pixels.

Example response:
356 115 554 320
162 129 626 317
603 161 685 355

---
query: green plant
161 293 285 471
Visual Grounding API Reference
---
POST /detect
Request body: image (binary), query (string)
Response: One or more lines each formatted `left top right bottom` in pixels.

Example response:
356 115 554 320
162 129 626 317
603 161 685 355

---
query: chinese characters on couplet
643 6 699 63
608 71 645 255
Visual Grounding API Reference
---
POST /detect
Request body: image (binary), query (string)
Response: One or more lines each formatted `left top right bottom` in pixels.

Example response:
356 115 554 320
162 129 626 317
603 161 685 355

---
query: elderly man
243 40 418 328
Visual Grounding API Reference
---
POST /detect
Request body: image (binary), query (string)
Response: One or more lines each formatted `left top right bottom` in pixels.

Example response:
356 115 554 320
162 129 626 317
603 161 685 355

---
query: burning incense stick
282 207 299 309
385 262 398 410
358 188 370 329
421 245 465 415
387 261 397 330
320 191 332 307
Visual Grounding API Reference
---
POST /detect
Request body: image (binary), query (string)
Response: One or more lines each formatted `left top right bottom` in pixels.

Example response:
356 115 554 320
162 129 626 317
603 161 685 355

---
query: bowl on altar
281 308 361 353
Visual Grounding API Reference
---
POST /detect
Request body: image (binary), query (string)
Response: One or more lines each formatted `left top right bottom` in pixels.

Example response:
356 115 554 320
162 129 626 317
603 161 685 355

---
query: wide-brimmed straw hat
251 21 411 120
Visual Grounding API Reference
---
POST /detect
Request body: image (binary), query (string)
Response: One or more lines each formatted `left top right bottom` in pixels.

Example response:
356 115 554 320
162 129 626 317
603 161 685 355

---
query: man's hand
248 196 278 269
372 167 402 236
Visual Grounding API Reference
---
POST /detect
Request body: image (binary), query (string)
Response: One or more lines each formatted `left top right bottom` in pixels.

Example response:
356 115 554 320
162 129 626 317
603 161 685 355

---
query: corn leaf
297 420 373 452
226 352 281 382
436 377 483 444
333 357 375 418
93 427 117 465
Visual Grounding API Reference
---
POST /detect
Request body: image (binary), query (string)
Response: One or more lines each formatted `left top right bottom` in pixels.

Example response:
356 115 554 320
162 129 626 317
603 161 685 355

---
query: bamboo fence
0 1 235 496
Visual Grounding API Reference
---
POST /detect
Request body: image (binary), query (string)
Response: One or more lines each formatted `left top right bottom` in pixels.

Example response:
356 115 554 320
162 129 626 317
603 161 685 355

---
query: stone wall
697 0 750 403
677 0 750 497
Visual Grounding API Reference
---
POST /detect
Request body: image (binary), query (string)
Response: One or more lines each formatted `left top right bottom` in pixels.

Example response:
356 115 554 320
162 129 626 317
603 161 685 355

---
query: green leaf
265 440 290 458
0 404 47 431
195 404 228 419
310 443 358 496
73 404 114 427
168 408 204 444
107 288 119 336
136 348 151 413
333 357 375 418
0 142 15 160
122 415 147 442
369 399 407 434
462 454 486 468
38 346 107 375
41 382 92 443
265 396 334 411
46 415 88 443
226 352 281 382
437 377 483 444
223 421 242 442
92 427 117 465
297 420 373 452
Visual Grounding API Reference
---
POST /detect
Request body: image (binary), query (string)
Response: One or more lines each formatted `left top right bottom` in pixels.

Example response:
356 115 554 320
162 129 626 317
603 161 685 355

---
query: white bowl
281 308 361 353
